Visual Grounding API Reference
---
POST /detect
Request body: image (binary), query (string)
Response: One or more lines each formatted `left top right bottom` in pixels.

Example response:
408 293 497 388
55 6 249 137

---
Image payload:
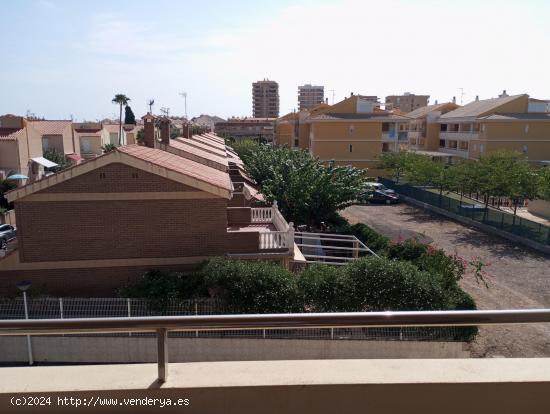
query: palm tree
112 94 130 145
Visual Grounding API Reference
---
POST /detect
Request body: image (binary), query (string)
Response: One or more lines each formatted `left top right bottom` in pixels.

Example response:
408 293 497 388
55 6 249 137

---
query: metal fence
379 178 550 246
0 297 470 342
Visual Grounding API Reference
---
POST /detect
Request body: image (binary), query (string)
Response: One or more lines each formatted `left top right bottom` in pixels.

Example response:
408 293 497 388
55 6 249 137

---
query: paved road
342 203 550 357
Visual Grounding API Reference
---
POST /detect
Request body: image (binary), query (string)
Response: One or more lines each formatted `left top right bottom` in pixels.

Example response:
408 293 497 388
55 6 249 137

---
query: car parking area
342 203 550 358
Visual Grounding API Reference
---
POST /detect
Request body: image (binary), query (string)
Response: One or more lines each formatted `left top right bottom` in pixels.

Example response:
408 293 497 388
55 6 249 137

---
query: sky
1 0 549 121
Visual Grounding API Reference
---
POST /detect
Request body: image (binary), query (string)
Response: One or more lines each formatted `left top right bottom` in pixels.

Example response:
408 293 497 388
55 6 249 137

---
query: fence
0 297 470 342
379 178 550 246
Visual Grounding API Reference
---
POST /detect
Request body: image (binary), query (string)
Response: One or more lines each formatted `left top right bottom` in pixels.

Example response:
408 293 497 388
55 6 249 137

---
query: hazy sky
1 0 549 121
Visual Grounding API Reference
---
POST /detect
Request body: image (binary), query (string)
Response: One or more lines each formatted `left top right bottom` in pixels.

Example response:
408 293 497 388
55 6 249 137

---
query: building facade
252 79 279 118
0 117 295 296
215 118 275 142
386 93 429 113
298 85 324 110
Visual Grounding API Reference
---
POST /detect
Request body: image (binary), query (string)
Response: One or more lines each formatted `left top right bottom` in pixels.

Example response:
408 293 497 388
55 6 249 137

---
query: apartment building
298 84 325 110
405 102 460 152
303 94 410 171
0 115 294 296
386 93 429 113
215 118 276 142
252 79 279 118
0 115 79 181
437 93 550 163
275 103 330 149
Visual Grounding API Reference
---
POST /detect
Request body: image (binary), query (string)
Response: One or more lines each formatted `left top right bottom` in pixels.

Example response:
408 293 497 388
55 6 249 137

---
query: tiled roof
29 120 71 135
309 113 410 121
478 113 550 121
168 139 229 167
440 94 526 120
0 128 25 141
194 134 226 149
178 137 227 157
405 103 457 119
117 145 232 191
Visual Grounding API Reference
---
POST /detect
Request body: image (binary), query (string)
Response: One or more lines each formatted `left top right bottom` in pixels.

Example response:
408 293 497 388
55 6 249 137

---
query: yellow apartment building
304 95 410 171
437 93 550 163
405 102 459 152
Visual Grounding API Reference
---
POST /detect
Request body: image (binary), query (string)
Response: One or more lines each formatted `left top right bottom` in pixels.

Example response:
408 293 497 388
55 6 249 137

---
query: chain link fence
379 178 550 246
0 297 470 342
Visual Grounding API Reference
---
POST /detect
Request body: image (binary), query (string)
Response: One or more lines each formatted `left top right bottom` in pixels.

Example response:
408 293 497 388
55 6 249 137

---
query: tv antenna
179 91 188 120
459 88 465 105
147 99 155 113
160 107 170 117
328 89 335 104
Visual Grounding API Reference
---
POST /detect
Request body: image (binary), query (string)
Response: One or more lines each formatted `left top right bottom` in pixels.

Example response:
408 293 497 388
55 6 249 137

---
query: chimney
475 95 479 101
499 89 508 98
182 121 191 138
325 97 328 104
452 96 456 104
351 92 354 96
141 113 155 148
435 99 438 105
159 117 170 146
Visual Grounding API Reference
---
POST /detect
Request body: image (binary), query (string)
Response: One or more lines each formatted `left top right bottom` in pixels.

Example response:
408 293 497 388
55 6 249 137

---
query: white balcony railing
251 202 294 250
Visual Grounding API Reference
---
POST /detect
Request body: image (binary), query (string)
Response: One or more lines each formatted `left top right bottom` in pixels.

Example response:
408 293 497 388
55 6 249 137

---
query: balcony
227 203 294 252
440 131 479 141
1 310 550 413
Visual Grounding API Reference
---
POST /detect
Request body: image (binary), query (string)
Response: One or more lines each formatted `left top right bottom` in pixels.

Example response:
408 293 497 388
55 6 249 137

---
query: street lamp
16 280 33 365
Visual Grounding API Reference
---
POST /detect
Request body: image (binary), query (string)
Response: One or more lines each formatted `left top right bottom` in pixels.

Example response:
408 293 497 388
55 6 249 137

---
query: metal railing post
157 328 168 383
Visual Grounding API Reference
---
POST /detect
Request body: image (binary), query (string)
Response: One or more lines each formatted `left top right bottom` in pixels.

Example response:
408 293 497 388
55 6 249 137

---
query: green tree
447 160 481 205
230 139 260 161
405 155 455 205
124 105 136 125
43 148 71 171
378 151 414 183
505 157 539 223
112 94 131 145
538 167 550 201
243 145 366 226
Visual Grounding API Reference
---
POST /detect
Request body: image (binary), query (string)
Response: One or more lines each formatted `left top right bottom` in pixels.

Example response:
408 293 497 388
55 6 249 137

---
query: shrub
387 238 428 261
202 258 299 313
344 256 448 311
298 265 355 312
349 223 390 253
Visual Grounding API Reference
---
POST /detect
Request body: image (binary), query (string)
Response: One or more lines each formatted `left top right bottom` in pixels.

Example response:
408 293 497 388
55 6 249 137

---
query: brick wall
0 264 200 297
227 207 252 225
225 232 260 253
39 163 195 193
16 198 228 262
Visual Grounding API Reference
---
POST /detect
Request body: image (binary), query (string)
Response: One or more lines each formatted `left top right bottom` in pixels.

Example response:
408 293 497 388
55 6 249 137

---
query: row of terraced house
275 91 550 174
0 114 300 296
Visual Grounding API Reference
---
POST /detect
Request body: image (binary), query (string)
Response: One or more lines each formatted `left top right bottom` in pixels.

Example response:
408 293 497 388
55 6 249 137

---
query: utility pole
179 92 188 120
328 89 335 104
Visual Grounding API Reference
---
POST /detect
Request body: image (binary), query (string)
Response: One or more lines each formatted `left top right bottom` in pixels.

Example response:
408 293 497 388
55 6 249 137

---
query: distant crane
147 99 155 113
179 91 188 120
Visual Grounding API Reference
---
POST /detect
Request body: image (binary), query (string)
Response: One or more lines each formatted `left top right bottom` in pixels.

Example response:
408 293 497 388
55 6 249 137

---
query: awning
31 157 58 168
66 153 82 161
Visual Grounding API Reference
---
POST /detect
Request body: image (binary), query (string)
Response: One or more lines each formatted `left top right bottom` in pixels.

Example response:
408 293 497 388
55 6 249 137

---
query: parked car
364 182 396 194
0 224 16 249
368 190 400 204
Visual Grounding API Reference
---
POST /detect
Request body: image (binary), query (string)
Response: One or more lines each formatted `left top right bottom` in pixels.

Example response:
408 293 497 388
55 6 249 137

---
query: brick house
0 117 295 296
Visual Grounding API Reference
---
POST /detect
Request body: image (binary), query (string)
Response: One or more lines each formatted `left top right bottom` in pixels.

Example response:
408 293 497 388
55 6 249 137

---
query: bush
349 223 390 253
344 256 449 311
387 238 428 261
298 265 355 312
202 258 299 313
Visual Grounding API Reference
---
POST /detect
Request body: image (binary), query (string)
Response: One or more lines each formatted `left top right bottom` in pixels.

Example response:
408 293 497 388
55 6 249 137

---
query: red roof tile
175 137 227 157
0 128 25 141
168 139 228 167
117 145 232 191
29 120 72 135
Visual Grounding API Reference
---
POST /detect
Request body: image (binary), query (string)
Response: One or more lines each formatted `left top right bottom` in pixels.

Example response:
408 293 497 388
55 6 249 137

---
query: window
382 123 390 132
440 124 448 132
525 124 529 133
523 145 528 153
349 125 355 133
480 144 485 153
439 139 446 148
349 144 353 153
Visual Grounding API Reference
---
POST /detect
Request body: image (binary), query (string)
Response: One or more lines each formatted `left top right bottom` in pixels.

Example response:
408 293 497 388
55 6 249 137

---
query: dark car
0 224 16 249
369 190 400 204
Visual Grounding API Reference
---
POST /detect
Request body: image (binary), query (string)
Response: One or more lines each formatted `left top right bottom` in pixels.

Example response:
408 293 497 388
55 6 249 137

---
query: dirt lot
342 203 550 358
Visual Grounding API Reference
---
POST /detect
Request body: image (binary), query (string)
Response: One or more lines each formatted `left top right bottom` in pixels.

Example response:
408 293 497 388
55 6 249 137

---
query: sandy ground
342 203 550 358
